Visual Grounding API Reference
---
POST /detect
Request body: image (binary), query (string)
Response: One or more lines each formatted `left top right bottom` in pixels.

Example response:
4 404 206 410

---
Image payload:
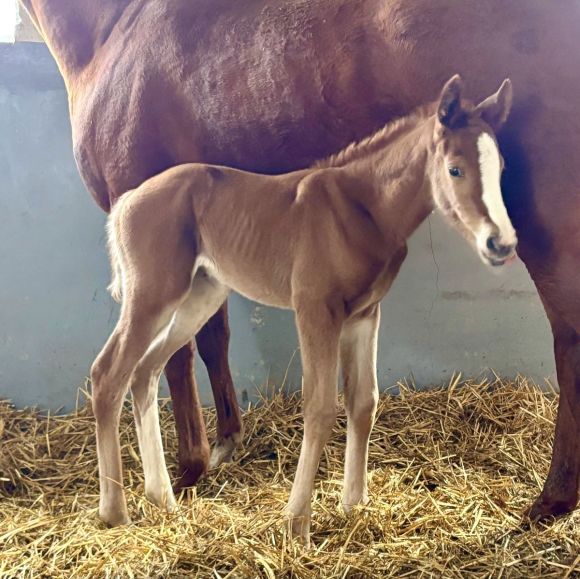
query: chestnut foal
91 76 516 541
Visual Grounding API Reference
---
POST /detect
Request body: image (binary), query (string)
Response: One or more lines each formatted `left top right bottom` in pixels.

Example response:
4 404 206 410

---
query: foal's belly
196 254 293 310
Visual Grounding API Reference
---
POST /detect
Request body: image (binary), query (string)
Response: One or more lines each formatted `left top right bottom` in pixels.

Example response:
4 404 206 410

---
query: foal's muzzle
482 235 517 266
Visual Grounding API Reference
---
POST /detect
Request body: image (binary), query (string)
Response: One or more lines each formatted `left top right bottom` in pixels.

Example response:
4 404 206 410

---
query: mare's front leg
286 301 343 546
196 302 244 469
340 304 380 512
166 304 242 489
528 286 580 519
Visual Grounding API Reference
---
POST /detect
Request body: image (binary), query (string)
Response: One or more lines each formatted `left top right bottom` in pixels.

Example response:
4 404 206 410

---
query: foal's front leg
286 302 342 545
340 304 380 512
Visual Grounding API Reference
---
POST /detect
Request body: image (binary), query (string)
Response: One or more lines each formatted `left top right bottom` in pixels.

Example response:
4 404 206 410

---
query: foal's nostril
486 236 514 257
486 236 500 252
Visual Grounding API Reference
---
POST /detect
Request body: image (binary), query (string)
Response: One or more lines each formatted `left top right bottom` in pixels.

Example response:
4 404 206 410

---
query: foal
91 75 516 541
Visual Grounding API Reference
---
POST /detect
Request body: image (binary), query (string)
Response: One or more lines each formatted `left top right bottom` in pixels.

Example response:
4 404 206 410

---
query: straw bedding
0 376 578 578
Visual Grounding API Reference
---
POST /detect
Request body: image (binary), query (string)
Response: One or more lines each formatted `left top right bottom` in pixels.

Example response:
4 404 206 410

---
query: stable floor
0 377 578 578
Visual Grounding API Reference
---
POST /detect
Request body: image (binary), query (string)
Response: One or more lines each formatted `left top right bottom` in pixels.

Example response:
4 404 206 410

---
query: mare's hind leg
130 271 229 508
91 301 177 526
340 304 380 513
165 345 211 490
167 305 242 487
196 302 244 470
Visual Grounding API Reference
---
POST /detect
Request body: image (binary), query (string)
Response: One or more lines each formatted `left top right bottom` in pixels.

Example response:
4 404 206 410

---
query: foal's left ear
475 78 513 132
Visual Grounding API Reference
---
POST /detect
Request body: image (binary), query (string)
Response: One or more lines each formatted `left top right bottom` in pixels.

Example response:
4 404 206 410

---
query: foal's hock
92 75 515 543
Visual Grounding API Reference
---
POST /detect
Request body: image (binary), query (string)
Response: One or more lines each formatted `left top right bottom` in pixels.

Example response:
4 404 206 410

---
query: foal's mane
315 103 434 169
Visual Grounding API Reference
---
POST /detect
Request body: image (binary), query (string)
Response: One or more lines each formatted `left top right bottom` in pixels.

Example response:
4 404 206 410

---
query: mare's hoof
209 432 242 470
527 493 577 521
173 455 209 492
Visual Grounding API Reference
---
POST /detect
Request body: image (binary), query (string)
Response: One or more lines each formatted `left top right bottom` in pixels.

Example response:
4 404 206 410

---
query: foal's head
430 75 517 267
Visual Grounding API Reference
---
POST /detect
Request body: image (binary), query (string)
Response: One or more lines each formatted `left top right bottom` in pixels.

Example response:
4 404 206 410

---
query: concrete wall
0 43 556 412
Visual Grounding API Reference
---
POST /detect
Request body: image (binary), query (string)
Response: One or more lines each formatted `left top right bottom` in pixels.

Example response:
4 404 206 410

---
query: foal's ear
475 78 513 132
437 74 464 128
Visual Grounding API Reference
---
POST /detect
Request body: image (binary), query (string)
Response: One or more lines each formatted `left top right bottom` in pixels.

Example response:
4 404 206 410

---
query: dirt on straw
0 375 578 578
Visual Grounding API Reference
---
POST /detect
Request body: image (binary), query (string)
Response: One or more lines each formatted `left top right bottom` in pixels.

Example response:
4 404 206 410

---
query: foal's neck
331 112 437 243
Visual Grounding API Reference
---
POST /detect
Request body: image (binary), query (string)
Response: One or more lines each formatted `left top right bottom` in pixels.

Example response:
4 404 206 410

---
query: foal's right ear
437 74 464 128
475 78 513 133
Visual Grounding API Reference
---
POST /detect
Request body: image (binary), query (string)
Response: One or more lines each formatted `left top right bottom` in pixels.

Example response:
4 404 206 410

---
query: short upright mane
315 104 434 169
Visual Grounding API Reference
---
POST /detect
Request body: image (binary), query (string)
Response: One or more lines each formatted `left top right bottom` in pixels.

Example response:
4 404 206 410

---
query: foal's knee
90 358 107 410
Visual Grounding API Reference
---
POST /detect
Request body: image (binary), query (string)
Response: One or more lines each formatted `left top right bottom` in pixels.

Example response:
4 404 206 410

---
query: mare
92 77 515 543
18 0 580 519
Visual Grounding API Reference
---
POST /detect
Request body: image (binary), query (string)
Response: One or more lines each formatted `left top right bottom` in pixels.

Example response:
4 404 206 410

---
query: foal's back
115 163 311 308
115 161 390 311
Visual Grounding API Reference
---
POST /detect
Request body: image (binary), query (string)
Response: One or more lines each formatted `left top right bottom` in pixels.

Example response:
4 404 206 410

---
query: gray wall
0 44 555 412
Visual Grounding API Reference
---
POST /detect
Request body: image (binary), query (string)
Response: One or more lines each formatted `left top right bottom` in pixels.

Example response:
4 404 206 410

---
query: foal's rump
105 165 211 306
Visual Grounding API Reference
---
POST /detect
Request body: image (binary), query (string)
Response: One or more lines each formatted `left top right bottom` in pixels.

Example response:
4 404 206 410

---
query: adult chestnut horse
19 0 580 519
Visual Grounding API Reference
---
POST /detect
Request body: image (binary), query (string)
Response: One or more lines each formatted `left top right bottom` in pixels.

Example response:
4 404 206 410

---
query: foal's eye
449 167 463 178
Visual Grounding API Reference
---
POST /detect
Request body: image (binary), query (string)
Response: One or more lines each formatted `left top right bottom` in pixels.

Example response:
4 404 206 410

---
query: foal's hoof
342 494 369 515
146 487 177 513
285 513 311 549
527 493 577 521
209 432 242 470
100 509 132 527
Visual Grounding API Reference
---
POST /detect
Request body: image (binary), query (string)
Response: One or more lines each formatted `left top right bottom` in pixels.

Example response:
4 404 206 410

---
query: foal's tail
106 193 132 303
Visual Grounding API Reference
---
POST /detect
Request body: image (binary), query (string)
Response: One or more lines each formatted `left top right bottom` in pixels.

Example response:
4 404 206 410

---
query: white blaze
477 132 517 245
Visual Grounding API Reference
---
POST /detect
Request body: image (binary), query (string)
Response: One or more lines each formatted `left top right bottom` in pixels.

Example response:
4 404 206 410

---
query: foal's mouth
480 248 518 267
478 232 518 267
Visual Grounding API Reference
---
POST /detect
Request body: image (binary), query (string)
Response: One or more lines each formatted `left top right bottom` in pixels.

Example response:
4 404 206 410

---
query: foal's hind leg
130 271 229 509
340 305 380 513
197 302 244 470
91 303 176 526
